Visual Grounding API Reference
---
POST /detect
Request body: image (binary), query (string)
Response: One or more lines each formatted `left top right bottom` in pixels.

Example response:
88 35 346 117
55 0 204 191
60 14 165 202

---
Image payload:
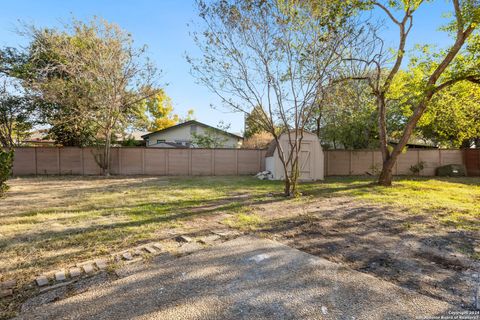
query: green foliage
389 66 480 147
244 105 271 138
191 121 231 148
316 80 379 149
6 17 159 173
409 161 425 176
420 81 480 147
0 149 13 197
0 79 36 147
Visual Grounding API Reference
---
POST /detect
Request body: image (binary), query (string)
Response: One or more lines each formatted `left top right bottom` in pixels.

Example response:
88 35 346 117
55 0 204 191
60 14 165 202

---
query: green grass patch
0 175 478 289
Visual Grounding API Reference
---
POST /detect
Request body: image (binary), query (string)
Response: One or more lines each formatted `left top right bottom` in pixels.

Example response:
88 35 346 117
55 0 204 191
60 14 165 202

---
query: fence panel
167 149 190 176
238 150 262 175
11 147 467 177
59 148 82 175
351 151 373 175
121 148 143 175
324 149 464 176
191 150 213 176
327 151 351 175
464 149 480 176
36 148 59 175
144 149 167 175
214 149 236 175
12 148 36 175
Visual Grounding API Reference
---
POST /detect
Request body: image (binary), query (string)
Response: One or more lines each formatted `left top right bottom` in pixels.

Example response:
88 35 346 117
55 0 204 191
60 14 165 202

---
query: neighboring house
115 130 149 146
22 129 56 146
142 120 243 148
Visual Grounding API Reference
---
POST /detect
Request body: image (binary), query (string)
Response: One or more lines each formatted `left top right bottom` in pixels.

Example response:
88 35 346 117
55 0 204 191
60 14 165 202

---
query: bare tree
342 0 480 185
189 0 359 196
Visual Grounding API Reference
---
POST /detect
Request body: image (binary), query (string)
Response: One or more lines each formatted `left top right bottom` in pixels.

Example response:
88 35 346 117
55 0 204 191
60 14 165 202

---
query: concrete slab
17 236 459 320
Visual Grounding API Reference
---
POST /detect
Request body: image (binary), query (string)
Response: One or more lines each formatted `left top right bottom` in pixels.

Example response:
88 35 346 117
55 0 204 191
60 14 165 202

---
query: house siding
145 124 242 148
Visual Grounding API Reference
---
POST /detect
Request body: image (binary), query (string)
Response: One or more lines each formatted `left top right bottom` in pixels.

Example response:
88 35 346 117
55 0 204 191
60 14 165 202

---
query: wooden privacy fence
464 149 480 176
10 147 470 177
325 149 464 176
11 147 267 176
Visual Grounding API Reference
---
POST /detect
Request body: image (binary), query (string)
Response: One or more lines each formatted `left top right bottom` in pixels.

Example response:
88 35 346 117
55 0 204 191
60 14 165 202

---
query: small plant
0 149 14 197
409 161 425 176
369 163 381 175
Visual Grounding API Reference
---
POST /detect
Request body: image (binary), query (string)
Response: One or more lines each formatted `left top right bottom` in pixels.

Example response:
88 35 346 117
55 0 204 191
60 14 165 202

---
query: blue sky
0 0 455 133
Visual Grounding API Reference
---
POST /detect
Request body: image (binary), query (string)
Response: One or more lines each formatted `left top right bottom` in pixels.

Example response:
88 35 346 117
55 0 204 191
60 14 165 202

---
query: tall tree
244 105 271 138
0 78 36 148
189 0 361 195
139 89 195 131
389 68 480 148
342 0 480 185
21 18 159 174
313 80 379 149
0 46 99 146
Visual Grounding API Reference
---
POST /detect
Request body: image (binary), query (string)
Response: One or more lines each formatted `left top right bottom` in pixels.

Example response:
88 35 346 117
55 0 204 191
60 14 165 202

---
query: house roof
114 130 150 142
141 120 244 140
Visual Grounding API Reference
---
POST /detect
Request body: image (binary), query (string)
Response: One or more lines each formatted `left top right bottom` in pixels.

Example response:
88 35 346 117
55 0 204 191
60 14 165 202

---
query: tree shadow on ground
18 237 459 320
257 200 480 309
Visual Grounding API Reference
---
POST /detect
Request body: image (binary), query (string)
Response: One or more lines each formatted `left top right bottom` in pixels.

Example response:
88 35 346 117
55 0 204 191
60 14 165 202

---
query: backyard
0 175 479 317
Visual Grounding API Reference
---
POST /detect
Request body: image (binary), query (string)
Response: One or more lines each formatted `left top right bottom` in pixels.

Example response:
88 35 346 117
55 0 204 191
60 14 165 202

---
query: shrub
409 161 425 176
0 149 13 197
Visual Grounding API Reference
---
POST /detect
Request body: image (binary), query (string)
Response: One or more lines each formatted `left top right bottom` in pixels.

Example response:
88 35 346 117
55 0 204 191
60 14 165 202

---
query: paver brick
0 279 16 289
198 235 221 244
82 264 95 274
175 235 192 243
95 259 108 270
152 243 162 251
69 267 82 278
0 289 13 298
122 252 133 261
133 249 144 256
55 271 66 281
143 246 157 254
35 276 49 287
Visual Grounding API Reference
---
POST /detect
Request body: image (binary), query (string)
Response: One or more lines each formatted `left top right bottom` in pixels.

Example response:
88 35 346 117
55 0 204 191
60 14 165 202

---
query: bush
409 161 425 176
436 164 466 177
0 149 14 197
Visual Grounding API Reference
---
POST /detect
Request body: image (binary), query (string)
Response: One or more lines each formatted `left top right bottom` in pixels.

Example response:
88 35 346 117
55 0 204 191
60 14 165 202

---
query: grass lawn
0 175 479 293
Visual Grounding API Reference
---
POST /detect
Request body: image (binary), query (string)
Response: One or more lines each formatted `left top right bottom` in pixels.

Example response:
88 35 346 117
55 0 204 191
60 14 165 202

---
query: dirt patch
252 197 480 310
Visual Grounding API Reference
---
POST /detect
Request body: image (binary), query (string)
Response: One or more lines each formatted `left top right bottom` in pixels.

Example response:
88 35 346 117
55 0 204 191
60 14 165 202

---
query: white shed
265 131 324 181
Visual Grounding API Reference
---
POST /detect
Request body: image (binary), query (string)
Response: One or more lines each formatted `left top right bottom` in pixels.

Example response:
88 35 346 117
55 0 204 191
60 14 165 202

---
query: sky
0 0 456 134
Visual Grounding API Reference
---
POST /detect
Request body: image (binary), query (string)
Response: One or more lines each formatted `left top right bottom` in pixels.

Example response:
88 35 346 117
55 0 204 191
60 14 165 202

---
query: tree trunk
378 157 395 186
284 177 291 196
103 131 111 176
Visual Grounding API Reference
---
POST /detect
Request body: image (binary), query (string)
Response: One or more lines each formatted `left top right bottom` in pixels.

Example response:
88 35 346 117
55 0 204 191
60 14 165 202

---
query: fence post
57 147 61 175
81 148 85 175
188 149 192 176
142 148 145 175
439 149 442 166
165 149 169 176
211 149 215 176
235 149 239 175
326 151 330 176
34 147 38 176
349 150 353 175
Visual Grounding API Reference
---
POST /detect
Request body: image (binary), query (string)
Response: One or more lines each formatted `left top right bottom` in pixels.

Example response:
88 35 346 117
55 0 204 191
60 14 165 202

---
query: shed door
283 141 313 180
298 142 312 180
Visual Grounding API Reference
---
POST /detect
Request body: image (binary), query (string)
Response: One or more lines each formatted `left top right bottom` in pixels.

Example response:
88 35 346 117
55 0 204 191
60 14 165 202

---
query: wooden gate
464 149 480 176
